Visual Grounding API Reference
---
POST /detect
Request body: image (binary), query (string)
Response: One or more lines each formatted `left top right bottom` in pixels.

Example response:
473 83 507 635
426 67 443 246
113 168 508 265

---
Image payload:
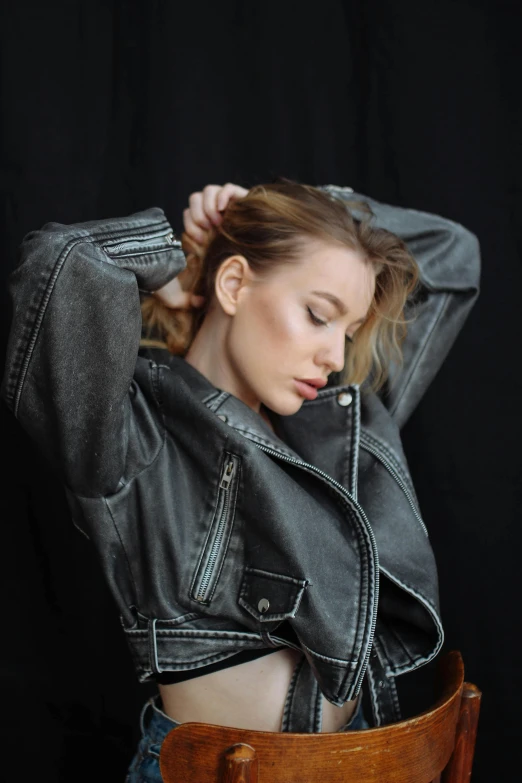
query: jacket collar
166 356 359 472
166 356 301 459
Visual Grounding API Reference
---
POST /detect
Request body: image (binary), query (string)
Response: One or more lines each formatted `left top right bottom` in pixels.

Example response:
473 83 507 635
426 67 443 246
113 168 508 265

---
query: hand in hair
152 275 204 310
183 182 248 257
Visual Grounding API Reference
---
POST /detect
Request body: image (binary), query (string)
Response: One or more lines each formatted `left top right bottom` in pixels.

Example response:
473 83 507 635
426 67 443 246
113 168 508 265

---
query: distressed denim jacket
1 186 480 727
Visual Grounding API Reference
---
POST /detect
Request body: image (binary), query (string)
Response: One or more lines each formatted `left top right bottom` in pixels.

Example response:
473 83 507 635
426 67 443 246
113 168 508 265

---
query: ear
214 255 252 316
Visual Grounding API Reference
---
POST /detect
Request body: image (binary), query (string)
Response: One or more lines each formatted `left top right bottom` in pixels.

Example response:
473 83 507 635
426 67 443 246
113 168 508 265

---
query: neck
185 313 261 413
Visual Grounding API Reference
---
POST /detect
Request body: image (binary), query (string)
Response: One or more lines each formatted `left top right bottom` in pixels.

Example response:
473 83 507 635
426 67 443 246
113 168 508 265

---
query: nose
317 331 346 374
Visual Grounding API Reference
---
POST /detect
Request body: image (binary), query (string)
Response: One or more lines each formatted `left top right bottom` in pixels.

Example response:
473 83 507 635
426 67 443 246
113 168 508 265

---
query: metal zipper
249 442 379 695
359 436 428 537
103 228 180 256
192 456 239 603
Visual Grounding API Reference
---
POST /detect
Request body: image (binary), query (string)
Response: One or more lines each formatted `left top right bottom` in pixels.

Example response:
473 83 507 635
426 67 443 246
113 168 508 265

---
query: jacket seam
89 218 171 243
299 640 358 667
104 496 139 606
126 628 267 641
359 431 415 495
389 292 450 420
231 426 298 459
349 386 361 499
13 235 93 416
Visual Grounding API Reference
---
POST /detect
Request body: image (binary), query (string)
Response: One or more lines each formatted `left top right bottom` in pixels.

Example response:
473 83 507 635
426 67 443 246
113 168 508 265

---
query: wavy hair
141 180 419 390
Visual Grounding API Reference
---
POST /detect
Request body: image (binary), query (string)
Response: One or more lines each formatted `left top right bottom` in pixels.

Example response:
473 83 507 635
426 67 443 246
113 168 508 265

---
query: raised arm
321 185 481 428
1 208 185 496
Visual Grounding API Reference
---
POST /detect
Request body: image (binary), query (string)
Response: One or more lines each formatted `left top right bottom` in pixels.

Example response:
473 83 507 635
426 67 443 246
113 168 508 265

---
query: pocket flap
238 567 309 622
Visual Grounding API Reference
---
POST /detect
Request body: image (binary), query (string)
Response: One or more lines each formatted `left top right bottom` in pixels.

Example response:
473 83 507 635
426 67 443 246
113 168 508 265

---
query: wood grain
159 651 481 783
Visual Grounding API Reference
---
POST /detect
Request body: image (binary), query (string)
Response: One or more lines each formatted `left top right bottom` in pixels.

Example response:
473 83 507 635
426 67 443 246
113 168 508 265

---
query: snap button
337 392 353 407
217 414 228 423
258 598 270 613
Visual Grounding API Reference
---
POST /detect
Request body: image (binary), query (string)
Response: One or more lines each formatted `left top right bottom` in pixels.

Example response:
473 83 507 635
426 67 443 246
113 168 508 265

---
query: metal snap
258 598 270 613
217 414 228 423
337 392 353 407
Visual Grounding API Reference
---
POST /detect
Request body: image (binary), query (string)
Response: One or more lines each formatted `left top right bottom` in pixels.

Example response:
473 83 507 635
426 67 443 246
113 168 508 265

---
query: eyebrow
311 290 367 325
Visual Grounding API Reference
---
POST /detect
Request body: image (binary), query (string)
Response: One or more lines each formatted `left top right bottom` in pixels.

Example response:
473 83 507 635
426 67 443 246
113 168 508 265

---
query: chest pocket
190 452 241 605
239 567 309 623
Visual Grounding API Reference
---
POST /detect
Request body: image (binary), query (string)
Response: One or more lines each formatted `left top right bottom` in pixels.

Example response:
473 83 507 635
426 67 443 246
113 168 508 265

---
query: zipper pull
219 460 235 490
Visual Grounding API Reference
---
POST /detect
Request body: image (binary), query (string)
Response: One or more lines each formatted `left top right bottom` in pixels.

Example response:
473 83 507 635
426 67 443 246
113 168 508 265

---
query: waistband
140 695 179 745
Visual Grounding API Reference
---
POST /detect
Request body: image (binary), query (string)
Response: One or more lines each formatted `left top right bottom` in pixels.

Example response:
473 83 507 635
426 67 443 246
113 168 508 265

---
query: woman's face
223 241 376 416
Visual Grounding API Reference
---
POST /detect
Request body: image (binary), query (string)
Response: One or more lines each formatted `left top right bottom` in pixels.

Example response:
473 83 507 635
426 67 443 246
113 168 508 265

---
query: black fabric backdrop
1 1 520 781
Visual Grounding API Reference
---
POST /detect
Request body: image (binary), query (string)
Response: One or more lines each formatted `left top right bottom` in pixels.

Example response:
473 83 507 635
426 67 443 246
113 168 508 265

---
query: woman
1 179 480 781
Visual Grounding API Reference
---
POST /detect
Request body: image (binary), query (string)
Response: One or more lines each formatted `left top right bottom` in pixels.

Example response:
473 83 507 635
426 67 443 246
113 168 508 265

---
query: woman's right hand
182 182 249 258
154 183 248 309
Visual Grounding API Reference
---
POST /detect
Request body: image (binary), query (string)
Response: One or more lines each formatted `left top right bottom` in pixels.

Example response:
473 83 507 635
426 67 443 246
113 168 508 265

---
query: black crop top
155 648 276 684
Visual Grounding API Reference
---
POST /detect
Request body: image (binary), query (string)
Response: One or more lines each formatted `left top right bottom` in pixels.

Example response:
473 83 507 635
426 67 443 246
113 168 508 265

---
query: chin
263 394 304 417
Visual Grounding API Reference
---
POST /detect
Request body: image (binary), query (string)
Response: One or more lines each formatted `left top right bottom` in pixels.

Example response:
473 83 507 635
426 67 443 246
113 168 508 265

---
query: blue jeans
126 694 370 783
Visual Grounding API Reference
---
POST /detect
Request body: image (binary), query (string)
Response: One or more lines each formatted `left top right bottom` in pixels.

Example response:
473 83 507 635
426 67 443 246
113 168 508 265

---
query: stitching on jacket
360 430 416 496
13 236 92 416
205 391 231 412
376 616 416 668
360 430 407 478
244 566 309 586
104 496 139 603
378 566 444 675
232 426 298 459
299 640 358 667
238 569 308 621
92 219 171 244
389 292 450 421
126 628 267 642
365 660 382 726
280 656 304 731
103 247 178 262
149 361 165 414
349 386 361 500
370 636 402 722
136 612 201 627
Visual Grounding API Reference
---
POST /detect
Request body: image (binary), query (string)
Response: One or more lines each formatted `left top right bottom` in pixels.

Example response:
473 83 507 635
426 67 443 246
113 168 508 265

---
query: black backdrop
1 1 520 781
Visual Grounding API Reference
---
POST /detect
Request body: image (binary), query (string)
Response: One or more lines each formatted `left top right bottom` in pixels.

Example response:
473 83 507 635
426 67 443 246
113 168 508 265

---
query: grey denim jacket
1 186 480 726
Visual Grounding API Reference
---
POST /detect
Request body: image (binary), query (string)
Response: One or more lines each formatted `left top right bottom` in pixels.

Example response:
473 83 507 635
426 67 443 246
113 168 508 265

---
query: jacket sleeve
321 185 481 428
1 208 185 496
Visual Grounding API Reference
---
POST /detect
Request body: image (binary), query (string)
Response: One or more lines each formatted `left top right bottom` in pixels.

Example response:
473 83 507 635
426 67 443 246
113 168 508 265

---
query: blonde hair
141 180 419 390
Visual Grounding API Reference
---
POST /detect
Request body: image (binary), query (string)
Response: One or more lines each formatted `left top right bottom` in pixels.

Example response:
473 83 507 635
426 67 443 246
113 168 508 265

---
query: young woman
1 180 480 782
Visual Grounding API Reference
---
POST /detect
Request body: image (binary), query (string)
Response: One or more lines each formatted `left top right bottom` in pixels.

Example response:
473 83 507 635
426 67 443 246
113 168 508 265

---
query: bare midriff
158 648 358 733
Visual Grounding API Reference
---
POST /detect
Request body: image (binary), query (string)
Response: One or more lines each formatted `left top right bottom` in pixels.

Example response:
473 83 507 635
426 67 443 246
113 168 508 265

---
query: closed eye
306 306 327 327
307 306 353 343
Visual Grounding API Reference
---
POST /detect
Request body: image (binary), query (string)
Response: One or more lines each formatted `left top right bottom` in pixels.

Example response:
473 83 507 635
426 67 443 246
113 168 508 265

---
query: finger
188 192 212 230
202 184 223 226
181 236 199 257
183 209 208 245
217 182 249 212
190 294 205 308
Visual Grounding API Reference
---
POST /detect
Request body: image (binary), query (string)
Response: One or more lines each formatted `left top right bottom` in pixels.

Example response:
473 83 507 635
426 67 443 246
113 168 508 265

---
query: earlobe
214 255 251 316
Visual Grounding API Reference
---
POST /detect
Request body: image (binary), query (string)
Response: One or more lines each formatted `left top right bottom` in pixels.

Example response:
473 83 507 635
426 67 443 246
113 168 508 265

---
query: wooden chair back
159 650 481 783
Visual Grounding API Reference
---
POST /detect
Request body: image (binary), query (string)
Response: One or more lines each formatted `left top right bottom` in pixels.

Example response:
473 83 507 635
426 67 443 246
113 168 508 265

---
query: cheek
247 298 306 361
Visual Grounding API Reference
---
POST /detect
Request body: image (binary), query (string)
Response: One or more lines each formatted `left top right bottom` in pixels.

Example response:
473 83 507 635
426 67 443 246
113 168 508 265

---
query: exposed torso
158 648 357 732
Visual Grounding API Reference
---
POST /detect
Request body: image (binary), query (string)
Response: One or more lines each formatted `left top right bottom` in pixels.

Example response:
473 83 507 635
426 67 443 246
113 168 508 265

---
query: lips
294 378 327 400
299 378 327 389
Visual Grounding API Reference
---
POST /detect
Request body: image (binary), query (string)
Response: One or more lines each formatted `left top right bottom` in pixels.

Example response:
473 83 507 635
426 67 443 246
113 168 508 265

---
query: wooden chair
159 650 481 783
